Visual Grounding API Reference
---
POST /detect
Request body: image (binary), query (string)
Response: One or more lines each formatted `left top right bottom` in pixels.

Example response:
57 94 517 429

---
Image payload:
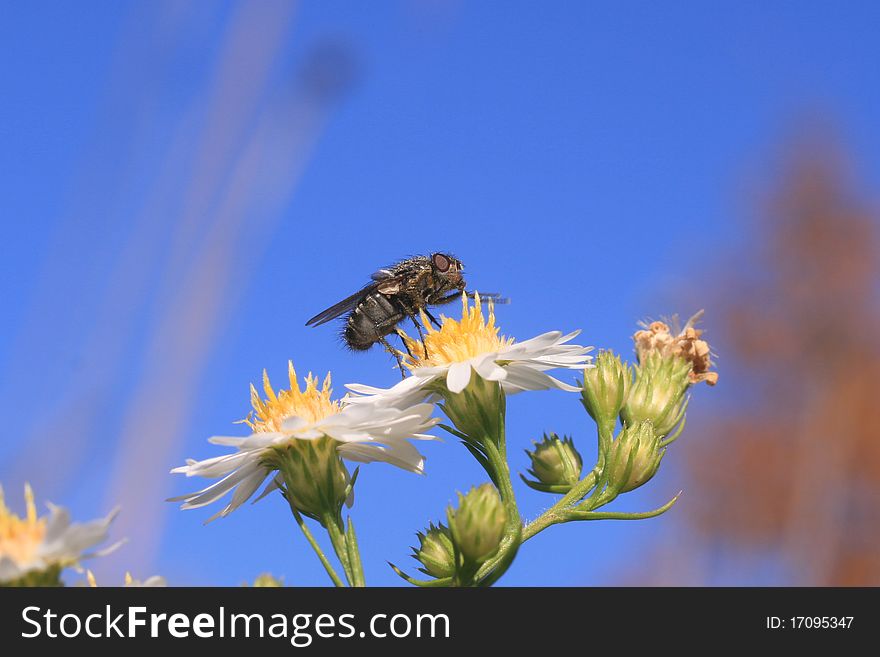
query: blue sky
1 1 879 586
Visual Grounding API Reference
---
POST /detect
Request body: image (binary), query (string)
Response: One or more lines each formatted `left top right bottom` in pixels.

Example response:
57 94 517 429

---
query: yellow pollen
244 361 340 432
0 483 47 568
402 293 514 370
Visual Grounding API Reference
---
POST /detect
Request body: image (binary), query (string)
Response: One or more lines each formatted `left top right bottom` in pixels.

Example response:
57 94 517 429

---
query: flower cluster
162 294 715 587
7 292 716 587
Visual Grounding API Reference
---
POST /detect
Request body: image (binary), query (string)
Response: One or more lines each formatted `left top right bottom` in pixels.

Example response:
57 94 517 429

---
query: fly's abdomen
343 293 405 350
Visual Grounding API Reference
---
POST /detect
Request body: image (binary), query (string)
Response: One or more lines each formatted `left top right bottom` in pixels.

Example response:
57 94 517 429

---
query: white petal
208 435 248 447
170 461 265 509
81 538 127 560
501 330 563 354
329 430 373 443
338 440 426 474
280 416 309 432
0 556 25 582
343 372 439 409
446 361 472 393
41 503 72 544
501 365 580 393
343 383 390 397
539 373 584 392
252 474 283 504
290 427 323 440
206 469 269 523
172 450 251 478
324 402 438 444
134 576 167 587
472 353 508 381
556 329 583 344
239 431 287 450
38 506 120 562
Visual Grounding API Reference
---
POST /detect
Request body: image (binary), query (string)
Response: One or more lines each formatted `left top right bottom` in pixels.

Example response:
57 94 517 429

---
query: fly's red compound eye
432 253 451 272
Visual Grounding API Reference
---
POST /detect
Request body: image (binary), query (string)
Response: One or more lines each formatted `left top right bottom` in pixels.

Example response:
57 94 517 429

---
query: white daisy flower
170 362 437 522
0 483 123 585
345 294 593 407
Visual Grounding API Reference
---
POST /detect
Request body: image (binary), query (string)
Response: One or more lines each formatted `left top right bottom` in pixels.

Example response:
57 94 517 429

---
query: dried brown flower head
634 311 718 386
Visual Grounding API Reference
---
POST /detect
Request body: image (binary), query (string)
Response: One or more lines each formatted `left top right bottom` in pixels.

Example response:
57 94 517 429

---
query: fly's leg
407 314 430 358
378 336 406 378
423 308 442 330
371 310 410 377
395 297 431 356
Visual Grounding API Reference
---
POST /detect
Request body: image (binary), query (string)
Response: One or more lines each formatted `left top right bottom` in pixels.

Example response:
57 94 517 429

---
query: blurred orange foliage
683 139 880 585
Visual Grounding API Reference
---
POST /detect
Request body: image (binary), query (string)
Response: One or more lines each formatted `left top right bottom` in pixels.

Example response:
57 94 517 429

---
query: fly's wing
306 283 378 327
306 277 405 327
370 268 395 281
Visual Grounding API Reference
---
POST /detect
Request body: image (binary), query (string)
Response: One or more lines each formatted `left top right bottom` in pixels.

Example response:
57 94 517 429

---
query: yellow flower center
0 484 46 568
403 294 514 370
244 361 340 432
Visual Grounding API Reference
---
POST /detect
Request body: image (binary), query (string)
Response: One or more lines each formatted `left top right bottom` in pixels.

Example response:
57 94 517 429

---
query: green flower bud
607 420 664 493
447 484 506 567
251 573 284 587
522 433 582 493
621 352 690 436
412 522 456 579
266 437 351 523
581 351 631 424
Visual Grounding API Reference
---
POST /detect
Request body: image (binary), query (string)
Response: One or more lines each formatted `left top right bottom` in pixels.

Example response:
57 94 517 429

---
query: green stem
473 438 522 586
285 495 344 588
522 416 616 542
321 511 356 587
521 468 599 541
595 416 616 471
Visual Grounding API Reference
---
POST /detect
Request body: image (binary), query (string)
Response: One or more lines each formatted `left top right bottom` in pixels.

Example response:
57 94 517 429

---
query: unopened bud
251 573 284 587
412 523 456 579
447 484 506 567
621 352 689 436
523 433 582 493
581 351 631 424
608 420 664 493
